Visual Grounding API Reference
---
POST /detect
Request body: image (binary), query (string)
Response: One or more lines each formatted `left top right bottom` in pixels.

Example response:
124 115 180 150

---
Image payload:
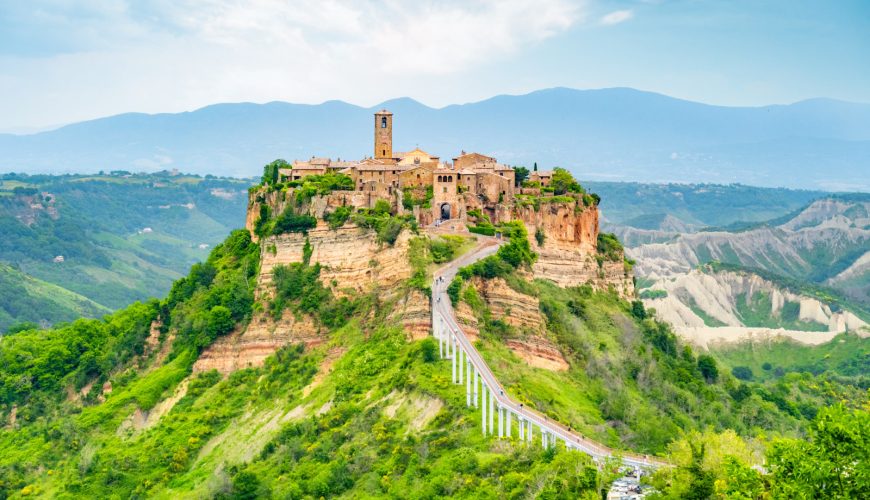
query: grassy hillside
0 229 627 499
0 263 111 331
0 219 866 497
452 275 866 454
711 333 869 384
589 182 824 228
0 171 250 331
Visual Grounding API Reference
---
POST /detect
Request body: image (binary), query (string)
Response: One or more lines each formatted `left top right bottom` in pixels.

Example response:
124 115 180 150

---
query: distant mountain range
2 87 869 190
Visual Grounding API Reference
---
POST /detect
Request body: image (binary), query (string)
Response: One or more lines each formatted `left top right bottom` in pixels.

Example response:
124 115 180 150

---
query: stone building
529 170 553 186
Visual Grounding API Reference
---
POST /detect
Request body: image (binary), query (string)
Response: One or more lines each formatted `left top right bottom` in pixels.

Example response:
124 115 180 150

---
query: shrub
534 227 546 246
430 236 463 264
420 338 438 362
261 159 288 186
272 209 317 234
324 206 352 230
468 225 496 236
550 167 584 195
639 289 668 300
253 204 272 237
697 354 719 383
732 366 754 381
373 199 391 216
631 300 647 320
597 233 624 262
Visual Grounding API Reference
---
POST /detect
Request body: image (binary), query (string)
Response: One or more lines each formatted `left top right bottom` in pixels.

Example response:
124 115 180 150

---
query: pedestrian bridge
431 239 666 471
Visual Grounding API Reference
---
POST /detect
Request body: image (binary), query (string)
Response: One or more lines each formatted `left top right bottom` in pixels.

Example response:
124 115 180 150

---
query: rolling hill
2 88 870 190
0 172 250 331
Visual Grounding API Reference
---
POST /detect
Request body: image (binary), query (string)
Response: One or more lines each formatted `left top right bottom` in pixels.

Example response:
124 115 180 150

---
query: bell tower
374 109 393 159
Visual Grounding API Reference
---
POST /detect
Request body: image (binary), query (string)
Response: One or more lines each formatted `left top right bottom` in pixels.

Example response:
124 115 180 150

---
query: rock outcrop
193 314 322 373
471 277 544 333
468 277 569 372
259 225 414 297
198 220 424 373
644 268 869 347
513 201 634 298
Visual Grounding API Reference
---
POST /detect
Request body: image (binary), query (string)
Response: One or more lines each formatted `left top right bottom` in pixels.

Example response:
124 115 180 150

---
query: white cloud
600 9 633 26
0 0 586 129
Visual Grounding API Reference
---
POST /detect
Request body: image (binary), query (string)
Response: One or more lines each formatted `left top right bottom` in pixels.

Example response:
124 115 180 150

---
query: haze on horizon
1 0 869 133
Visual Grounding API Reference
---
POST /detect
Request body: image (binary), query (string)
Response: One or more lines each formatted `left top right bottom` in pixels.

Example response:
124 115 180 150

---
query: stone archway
440 203 451 220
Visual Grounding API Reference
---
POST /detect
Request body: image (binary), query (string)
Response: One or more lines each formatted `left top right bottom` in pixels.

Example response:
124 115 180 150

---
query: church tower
374 109 393 159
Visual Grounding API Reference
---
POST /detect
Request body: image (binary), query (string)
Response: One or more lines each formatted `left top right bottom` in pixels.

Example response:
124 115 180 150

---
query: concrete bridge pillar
488 388 495 434
542 429 547 448
465 360 472 407
447 330 456 384
526 420 532 443
481 384 487 435
506 410 512 439
458 344 464 384
498 407 504 438
519 417 525 440
474 370 479 408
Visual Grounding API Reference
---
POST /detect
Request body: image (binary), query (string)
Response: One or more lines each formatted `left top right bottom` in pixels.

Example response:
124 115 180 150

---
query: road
431 236 667 470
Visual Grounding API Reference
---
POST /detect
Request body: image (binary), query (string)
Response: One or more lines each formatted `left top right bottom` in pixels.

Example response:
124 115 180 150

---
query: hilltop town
271 109 557 228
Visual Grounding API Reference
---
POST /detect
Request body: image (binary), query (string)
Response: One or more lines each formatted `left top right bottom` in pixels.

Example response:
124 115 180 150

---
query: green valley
0 172 250 332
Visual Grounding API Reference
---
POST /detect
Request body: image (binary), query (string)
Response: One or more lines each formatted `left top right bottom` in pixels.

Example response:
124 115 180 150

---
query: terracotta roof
375 109 393 115
453 152 496 162
353 165 407 172
357 157 397 165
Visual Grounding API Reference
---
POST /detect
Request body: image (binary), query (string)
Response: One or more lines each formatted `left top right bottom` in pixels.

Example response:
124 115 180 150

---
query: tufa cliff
203 183 633 374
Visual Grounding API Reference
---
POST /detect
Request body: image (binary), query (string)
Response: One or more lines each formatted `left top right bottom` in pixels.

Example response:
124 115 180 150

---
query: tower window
381 117 387 128
382 149 386 156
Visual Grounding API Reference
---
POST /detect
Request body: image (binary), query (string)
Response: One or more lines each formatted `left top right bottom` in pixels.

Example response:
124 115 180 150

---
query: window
443 187 447 193
381 117 387 128
382 149 386 156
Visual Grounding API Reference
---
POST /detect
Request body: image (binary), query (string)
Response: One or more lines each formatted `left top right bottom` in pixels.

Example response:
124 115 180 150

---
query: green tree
550 167 583 195
630 300 646 320
207 306 234 339
373 199 391 216
232 470 266 499
514 166 530 187
420 338 438 362
261 159 288 185
697 355 719 383
767 404 869 499
731 366 754 381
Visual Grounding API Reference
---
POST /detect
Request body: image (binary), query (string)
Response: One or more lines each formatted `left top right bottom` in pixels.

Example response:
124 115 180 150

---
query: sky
0 0 868 133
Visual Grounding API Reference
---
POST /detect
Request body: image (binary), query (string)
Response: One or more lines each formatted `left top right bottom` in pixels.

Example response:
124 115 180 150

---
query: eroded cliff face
197 222 421 373
468 277 569 372
259 226 414 296
215 189 631 374
515 203 598 255
246 189 387 242
516 202 634 297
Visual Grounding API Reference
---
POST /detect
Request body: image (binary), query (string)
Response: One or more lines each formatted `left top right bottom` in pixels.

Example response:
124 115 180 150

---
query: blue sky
0 0 868 132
